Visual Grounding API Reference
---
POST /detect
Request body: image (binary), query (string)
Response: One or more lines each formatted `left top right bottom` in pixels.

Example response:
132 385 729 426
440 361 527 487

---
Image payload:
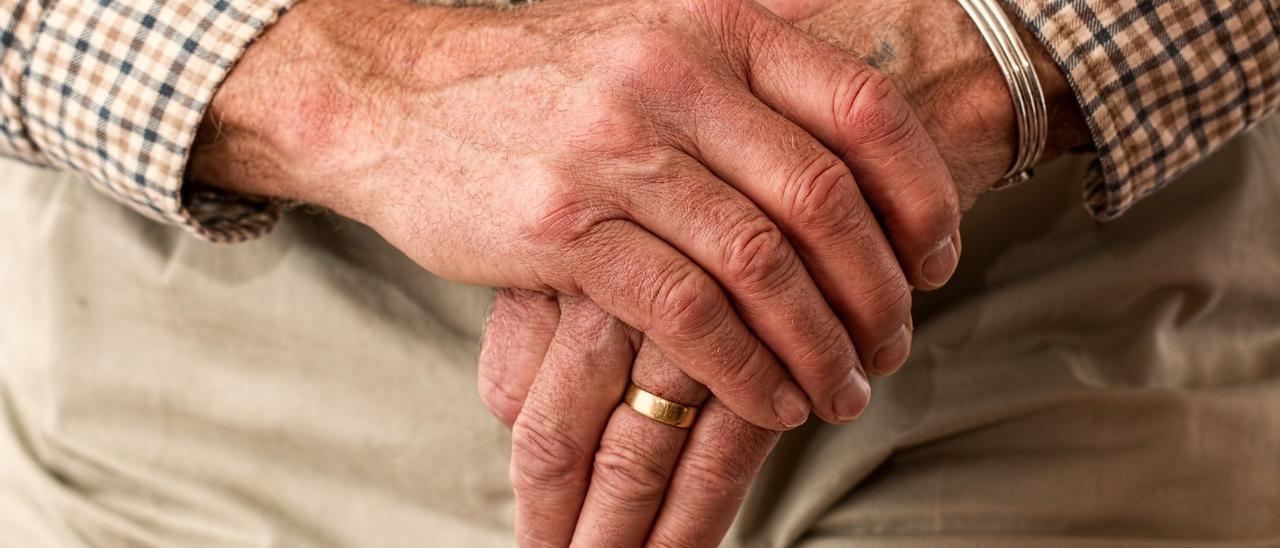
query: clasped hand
191 0 999 545
462 0 979 545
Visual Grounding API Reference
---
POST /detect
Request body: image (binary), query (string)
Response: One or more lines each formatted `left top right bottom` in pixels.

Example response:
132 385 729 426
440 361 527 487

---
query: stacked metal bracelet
955 0 1048 189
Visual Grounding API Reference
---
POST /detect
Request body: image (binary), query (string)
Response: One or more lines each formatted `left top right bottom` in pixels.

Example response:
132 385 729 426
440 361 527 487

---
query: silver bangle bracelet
955 0 1048 189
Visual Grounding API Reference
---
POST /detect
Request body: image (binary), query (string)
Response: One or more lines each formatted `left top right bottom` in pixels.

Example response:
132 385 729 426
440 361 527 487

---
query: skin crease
191 0 975 434
478 0 1093 547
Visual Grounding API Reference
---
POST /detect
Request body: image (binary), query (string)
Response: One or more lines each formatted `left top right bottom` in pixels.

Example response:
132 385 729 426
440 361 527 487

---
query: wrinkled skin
193 0 964 435
476 0 1090 546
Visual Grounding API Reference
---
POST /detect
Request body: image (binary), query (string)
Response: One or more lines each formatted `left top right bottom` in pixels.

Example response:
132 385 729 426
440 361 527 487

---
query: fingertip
918 230 960 290
771 381 811 430
477 373 523 427
868 322 912 376
829 367 871 423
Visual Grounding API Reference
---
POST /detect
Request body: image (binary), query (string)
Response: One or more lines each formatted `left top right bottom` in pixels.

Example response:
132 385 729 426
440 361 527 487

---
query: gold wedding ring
623 384 698 429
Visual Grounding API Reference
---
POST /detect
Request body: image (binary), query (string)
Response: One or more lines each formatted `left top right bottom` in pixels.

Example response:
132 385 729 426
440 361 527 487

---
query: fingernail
833 368 871 422
921 232 960 288
871 323 912 376
772 382 810 429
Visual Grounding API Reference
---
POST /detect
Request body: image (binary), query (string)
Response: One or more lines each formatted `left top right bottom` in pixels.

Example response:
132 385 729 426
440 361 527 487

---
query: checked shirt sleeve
1002 0 1280 221
1 0 297 242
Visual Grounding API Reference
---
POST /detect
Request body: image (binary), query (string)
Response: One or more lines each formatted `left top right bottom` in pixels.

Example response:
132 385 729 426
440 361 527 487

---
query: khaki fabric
2 117 1279 548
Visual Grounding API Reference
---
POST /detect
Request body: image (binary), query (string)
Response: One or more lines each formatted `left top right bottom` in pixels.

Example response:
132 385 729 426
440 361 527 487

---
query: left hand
481 290 779 547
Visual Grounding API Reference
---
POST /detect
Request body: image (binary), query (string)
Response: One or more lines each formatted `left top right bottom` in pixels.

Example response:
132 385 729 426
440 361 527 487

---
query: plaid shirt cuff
17 0 298 243
1003 0 1280 221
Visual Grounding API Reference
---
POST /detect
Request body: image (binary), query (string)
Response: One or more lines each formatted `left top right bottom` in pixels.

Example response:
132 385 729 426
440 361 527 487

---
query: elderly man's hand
477 0 1094 546
483 291 779 547
190 0 963 431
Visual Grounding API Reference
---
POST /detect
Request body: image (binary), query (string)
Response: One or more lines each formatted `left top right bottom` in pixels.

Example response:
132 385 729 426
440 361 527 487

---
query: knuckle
606 36 732 146
609 30 702 99
898 177 962 242
740 4 783 50
794 317 854 369
804 189 877 256
510 414 586 490
620 146 695 188
836 70 916 149
781 152 858 232
706 342 772 402
483 293 559 351
900 171 959 216
557 305 618 352
938 185 961 225
570 101 661 157
590 438 670 508
855 271 913 331
721 220 797 298
524 186 625 249
678 451 754 504
701 0 773 60
840 196 876 243
652 265 729 341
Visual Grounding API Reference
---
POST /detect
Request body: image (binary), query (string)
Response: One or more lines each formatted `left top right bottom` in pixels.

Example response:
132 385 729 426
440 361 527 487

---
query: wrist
188 0 461 221
902 0 1089 194
798 0 1088 206
189 0 322 205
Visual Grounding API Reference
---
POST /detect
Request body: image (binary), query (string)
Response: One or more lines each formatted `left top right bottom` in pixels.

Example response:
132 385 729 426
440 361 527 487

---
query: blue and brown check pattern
1005 0 1280 220
0 0 295 242
0 0 1276 241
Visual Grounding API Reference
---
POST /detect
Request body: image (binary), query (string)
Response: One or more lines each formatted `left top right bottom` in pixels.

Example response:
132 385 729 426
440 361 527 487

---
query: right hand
191 0 961 430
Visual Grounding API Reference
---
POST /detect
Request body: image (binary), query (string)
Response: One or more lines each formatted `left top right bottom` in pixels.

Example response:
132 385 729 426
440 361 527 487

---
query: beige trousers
2 117 1278 548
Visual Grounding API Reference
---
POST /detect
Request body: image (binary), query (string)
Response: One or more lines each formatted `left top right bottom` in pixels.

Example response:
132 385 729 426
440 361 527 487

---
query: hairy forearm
190 0 444 218
191 0 567 218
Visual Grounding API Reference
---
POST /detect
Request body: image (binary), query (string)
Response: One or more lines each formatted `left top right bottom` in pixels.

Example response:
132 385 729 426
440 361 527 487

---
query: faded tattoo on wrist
862 40 896 69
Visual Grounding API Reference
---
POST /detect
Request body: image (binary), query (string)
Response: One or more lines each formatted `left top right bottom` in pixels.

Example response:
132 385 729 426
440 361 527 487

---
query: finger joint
510 412 587 492
590 434 672 510
721 220 798 300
